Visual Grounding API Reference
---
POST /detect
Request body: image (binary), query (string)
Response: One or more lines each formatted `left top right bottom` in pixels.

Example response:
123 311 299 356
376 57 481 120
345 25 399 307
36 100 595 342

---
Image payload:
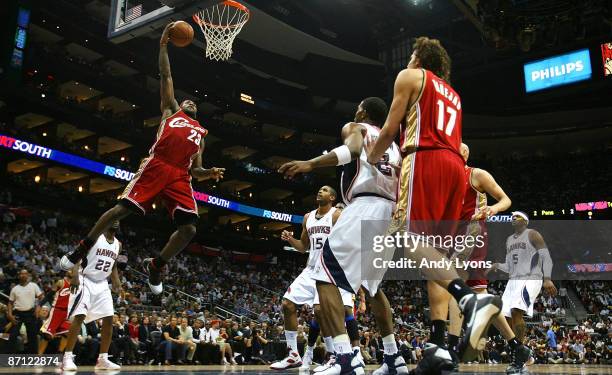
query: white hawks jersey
81 234 120 282
305 207 336 269
340 123 401 204
505 229 543 280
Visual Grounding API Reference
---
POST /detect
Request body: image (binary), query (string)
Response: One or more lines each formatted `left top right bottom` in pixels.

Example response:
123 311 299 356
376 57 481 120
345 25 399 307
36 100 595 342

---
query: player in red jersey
367 37 502 372
38 271 73 354
60 22 225 294
446 143 532 374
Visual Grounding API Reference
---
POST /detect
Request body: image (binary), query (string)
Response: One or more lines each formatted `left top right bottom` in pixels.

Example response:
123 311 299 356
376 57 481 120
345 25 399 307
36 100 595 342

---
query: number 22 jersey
81 234 120 282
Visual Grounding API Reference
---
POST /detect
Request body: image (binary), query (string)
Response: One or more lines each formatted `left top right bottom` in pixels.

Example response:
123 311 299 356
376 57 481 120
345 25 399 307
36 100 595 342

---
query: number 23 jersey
150 109 208 169
341 122 401 204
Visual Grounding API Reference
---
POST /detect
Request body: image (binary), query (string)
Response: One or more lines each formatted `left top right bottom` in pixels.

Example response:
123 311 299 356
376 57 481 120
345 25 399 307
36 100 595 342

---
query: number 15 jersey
305 207 336 269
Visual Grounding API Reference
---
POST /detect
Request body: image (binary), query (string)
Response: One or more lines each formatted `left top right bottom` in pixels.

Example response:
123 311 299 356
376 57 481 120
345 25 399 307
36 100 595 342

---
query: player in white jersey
271 185 349 370
492 211 557 345
61 222 123 371
280 98 404 375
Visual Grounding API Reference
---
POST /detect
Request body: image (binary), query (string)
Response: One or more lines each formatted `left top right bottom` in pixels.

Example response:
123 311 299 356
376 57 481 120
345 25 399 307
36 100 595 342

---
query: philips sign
524 49 592 92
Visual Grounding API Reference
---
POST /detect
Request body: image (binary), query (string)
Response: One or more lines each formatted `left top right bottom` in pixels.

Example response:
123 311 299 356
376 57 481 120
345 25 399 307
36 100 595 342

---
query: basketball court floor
1 364 611 374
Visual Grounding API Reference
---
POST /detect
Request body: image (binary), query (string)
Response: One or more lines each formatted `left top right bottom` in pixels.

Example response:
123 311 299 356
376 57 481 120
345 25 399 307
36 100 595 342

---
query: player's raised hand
280 230 293 242
209 167 225 182
160 22 175 45
278 160 312 178
543 279 557 297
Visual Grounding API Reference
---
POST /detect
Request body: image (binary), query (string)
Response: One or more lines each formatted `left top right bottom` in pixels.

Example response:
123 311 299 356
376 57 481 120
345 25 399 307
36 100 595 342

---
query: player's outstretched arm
280 213 309 252
367 69 421 164
191 138 226 181
278 122 365 178
472 168 512 220
160 23 180 116
529 230 557 296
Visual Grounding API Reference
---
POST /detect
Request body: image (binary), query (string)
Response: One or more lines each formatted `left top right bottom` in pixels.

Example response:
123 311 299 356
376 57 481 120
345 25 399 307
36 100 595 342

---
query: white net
193 1 249 61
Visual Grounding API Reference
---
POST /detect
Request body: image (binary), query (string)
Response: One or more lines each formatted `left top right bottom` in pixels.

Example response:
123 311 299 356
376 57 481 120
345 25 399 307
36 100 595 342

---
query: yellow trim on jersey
401 69 426 155
391 152 415 233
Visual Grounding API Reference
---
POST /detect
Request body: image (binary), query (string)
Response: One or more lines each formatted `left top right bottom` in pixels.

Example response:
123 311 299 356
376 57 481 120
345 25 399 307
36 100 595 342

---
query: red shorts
397 149 466 238
120 157 198 218
40 307 70 337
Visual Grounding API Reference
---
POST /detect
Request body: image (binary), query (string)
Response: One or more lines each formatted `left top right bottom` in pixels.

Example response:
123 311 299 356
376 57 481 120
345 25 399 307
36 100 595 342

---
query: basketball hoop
193 0 249 61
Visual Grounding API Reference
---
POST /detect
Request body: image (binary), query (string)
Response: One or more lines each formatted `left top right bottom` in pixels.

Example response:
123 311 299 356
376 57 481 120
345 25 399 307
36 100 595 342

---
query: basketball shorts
501 279 543 318
40 306 70 337
120 157 198 219
312 196 395 296
396 149 466 241
283 268 354 308
68 276 114 324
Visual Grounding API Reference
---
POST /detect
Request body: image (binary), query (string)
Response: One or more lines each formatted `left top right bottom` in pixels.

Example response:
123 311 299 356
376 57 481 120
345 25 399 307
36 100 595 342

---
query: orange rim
223 0 249 14
192 0 250 27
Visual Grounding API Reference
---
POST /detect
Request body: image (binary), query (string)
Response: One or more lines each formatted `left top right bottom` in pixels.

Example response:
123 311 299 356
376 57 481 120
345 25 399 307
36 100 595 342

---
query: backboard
108 0 217 43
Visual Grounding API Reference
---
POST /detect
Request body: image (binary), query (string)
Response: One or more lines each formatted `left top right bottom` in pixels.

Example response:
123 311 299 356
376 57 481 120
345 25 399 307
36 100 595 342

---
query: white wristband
332 145 352 166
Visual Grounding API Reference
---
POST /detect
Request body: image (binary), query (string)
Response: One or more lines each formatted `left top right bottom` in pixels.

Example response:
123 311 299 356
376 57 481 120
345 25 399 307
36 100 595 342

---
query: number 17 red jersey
396 69 466 233
399 69 462 157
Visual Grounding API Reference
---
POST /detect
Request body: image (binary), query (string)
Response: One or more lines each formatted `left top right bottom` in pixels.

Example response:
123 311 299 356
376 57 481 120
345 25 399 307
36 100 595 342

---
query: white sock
65 351 73 357
353 346 361 354
285 330 298 353
98 352 108 360
306 345 314 354
324 336 335 353
383 334 398 355
333 334 351 354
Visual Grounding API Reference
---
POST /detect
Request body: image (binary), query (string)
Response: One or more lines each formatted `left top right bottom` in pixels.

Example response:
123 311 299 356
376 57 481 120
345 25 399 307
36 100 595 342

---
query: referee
7 269 43 354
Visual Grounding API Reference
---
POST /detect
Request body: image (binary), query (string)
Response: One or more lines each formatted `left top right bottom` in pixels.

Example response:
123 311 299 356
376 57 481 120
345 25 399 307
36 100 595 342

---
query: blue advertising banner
524 49 592 92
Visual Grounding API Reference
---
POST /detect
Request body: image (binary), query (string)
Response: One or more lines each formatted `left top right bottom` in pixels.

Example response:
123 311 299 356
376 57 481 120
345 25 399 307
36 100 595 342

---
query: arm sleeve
538 248 553 279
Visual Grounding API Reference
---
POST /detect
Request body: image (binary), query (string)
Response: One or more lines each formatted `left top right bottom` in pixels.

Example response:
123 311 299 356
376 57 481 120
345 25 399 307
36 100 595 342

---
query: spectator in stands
138 316 153 363
159 316 181 365
558 284 568 308
8 269 43 353
207 320 236 365
190 318 207 364
178 317 196 363
547 325 557 349
127 314 143 364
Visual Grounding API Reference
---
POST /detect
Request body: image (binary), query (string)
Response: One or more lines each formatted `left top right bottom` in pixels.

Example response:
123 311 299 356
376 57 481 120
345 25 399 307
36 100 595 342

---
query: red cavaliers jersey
461 166 487 221
399 69 462 157
53 279 71 310
149 110 208 169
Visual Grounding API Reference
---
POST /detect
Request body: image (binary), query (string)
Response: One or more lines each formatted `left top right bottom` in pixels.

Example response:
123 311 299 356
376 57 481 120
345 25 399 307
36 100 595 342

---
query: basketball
169 21 193 47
